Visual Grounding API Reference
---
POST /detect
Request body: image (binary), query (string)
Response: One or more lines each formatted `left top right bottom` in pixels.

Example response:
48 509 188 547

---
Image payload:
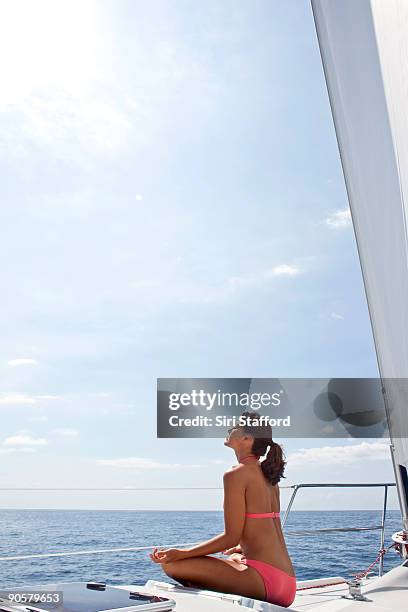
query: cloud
229 263 301 288
3 431 48 447
0 393 62 405
7 358 38 367
177 262 303 304
87 392 111 398
0 394 37 405
96 457 202 469
35 395 61 400
331 312 344 320
0 447 37 454
51 428 79 437
29 415 49 423
127 259 304 307
325 209 352 229
269 264 300 277
288 441 390 467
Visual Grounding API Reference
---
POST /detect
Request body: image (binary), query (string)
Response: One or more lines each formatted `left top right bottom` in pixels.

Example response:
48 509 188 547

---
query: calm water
0 510 403 588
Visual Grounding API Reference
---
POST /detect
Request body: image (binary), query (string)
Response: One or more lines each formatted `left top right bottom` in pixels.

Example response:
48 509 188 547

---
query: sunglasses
227 426 241 435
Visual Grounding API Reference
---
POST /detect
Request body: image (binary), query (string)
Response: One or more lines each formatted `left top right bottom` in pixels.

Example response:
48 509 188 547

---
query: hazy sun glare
0 0 109 104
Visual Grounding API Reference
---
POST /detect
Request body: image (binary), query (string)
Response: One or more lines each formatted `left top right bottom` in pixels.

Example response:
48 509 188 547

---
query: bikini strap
246 512 280 518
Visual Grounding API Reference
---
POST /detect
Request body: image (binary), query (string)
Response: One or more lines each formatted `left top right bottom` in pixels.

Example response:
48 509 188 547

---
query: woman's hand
149 547 188 564
227 552 244 563
222 545 242 555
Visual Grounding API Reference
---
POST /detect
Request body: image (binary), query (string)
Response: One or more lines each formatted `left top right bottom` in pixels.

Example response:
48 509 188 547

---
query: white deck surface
119 560 408 611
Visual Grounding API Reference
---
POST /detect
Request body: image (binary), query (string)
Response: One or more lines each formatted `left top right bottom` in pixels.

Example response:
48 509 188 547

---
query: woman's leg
161 555 266 601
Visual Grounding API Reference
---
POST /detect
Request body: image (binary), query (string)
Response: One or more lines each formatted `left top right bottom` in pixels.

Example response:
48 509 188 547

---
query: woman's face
224 425 250 450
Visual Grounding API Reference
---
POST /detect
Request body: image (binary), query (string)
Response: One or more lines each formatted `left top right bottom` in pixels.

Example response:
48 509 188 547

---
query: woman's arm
181 469 246 558
178 469 246 559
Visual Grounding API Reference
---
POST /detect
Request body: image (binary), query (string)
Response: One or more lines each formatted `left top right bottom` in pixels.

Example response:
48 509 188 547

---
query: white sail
311 0 408 529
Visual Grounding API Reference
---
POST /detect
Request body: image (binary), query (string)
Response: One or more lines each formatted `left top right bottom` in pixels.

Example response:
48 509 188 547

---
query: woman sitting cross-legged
149 411 296 608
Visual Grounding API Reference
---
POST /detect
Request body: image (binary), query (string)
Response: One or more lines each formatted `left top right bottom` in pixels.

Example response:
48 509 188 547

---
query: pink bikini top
239 454 281 519
246 511 280 518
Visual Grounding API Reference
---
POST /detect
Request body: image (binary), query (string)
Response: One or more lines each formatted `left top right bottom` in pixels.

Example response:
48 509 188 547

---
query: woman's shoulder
223 464 246 480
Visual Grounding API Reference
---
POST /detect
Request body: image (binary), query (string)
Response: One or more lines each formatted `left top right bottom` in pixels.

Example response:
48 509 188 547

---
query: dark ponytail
260 441 286 486
241 410 287 485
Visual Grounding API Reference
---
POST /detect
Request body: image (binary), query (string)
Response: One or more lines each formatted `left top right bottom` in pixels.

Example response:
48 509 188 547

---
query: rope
0 542 201 562
296 580 347 591
352 543 396 581
296 543 396 592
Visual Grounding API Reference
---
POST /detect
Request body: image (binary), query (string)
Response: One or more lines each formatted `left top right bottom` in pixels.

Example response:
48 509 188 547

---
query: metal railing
281 482 396 577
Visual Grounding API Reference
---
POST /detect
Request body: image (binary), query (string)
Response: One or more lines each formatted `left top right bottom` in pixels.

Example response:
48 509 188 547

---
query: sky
0 0 398 512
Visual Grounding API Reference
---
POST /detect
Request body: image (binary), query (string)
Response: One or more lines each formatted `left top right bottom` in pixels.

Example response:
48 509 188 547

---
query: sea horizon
0 509 403 587
0 507 402 512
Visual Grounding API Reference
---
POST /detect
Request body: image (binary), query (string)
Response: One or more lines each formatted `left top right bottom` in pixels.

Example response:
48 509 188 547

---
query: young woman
149 411 296 608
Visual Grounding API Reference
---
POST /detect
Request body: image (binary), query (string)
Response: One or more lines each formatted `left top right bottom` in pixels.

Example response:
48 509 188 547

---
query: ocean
0 510 403 589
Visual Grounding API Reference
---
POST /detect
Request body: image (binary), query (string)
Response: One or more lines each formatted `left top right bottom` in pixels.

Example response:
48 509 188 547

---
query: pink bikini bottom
241 557 296 608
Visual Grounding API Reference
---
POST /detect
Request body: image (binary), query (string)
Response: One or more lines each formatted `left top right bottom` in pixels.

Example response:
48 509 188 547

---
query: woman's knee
161 560 197 585
161 561 179 577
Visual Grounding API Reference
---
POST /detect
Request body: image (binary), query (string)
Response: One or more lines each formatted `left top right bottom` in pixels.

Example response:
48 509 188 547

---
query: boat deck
119 560 408 611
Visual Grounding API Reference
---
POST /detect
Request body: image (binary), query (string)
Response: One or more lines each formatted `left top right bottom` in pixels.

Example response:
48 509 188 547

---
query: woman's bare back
238 463 295 577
